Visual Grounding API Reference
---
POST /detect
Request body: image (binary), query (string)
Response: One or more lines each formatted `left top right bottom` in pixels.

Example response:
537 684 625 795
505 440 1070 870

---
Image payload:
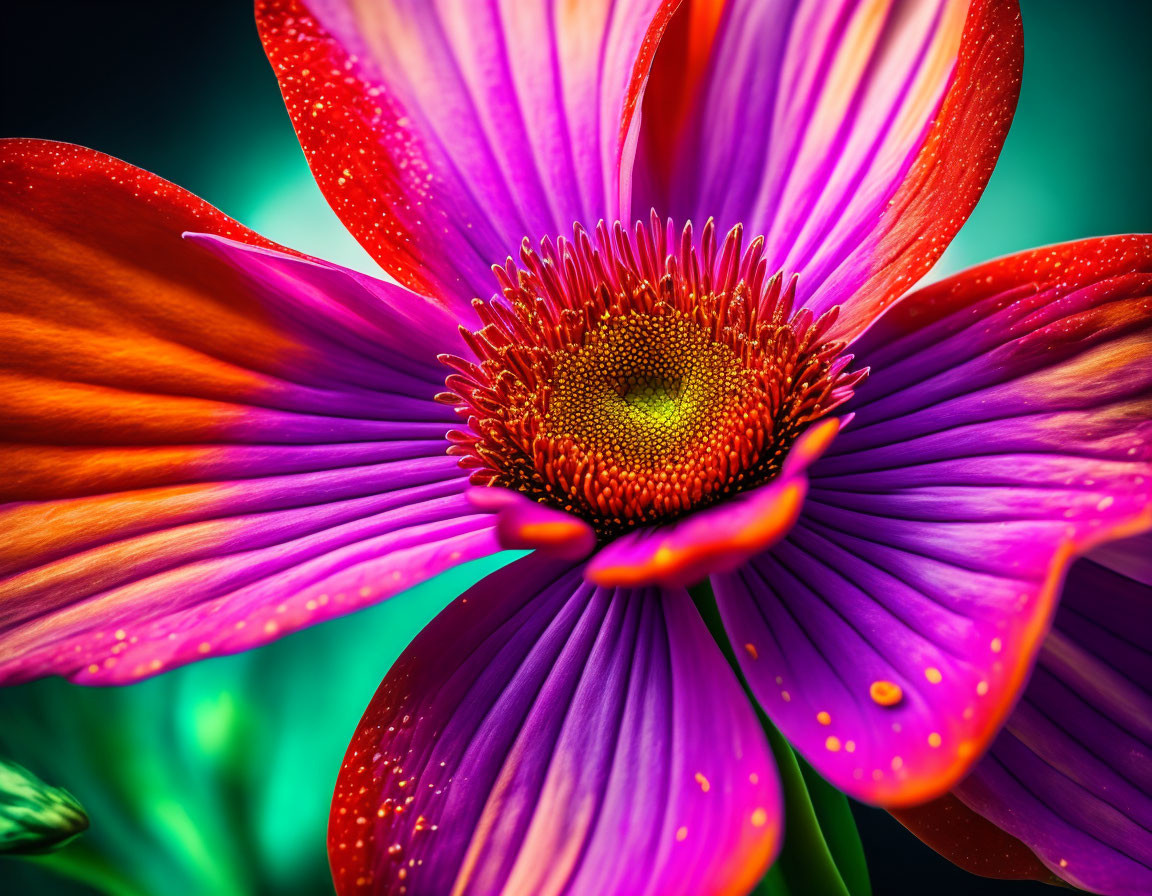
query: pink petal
715 235 1152 806
638 0 1024 340
0 140 496 684
257 0 680 311
467 487 597 559
586 417 842 588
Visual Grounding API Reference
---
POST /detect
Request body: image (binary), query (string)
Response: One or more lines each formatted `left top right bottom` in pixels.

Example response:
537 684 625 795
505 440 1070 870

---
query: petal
586 417 841 588
713 235 1152 805
1083 528 1152 584
0 140 496 684
257 0 680 310
637 0 1023 340
889 792 1054 883
953 535 1152 895
466 487 596 560
329 553 780 896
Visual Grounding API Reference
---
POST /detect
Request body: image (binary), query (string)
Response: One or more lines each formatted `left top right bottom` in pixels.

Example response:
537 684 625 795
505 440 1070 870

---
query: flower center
440 218 864 539
549 311 746 465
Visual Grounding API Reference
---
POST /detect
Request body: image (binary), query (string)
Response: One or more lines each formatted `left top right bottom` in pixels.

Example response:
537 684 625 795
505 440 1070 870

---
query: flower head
445 218 862 537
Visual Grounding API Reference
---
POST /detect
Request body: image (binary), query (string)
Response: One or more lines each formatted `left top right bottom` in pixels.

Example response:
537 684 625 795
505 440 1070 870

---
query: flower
0 2 1148 896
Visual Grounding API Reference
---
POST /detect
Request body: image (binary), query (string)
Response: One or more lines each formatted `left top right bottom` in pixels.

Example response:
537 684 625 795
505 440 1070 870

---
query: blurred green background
1 1 1148 893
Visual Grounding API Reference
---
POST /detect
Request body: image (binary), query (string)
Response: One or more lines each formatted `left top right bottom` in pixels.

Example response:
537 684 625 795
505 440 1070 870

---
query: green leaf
0 758 88 855
690 582 871 896
798 758 872 896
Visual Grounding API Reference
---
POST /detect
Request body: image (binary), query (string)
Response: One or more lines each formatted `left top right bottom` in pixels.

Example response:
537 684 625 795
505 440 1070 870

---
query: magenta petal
466 487 596 559
952 535 1152 896
329 553 781 896
190 233 472 366
638 0 1023 340
257 0 680 310
0 146 497 684
587 417 842 588
715 236 1152 806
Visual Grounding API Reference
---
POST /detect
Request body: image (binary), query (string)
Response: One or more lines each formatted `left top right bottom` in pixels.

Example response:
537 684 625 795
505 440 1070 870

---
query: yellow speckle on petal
869 680 903 706
976 680 990 696
751 808 768 827
676 826 688 842
925 667 943 684
744 642 759 660
990 637 1002 653
825 736 841 752
817 711 831 726
891 756 904 771
694 772 710 793
928 732 942 748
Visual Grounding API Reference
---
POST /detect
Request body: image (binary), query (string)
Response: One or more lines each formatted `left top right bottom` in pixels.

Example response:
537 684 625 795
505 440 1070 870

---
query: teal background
1 1 1148 893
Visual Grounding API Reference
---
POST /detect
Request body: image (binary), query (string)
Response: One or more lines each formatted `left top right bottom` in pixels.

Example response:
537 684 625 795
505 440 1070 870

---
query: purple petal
953 535 1152 895
0 142 496 684
257 0 680 310
714 236 1152 806
329 553 781 896
637 0 1024 340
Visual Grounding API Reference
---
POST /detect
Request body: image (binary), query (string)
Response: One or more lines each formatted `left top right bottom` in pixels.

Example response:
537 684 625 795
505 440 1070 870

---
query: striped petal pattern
637 0 1023 339
257 0 680 310
329 554 781 896
953 536 1152 895
0 140 496 684
715 236 1152 805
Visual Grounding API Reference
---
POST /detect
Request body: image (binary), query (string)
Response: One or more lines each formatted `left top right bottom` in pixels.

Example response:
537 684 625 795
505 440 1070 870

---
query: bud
0 759 88 854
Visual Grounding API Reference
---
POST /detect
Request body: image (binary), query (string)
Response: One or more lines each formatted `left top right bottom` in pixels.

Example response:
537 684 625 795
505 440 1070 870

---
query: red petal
890 793 1056 882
